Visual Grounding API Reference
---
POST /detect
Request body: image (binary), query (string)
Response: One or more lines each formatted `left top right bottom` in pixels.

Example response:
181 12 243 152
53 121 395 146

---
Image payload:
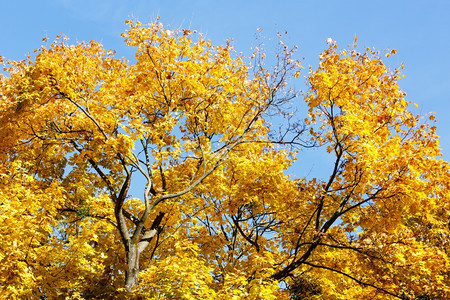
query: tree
0 21 448 299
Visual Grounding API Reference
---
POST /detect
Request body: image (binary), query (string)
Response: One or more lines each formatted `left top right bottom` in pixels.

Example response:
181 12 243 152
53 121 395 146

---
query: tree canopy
0 21 448 299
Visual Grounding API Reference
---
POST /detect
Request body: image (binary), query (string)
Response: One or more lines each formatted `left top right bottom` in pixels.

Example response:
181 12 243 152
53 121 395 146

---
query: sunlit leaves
0 21 448 299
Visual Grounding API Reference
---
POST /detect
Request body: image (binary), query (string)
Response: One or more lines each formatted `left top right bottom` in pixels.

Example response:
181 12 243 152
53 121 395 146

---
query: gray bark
125 243 140 291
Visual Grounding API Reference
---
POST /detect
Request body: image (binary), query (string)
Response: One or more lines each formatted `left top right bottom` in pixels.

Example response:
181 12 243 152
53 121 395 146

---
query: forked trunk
122 213 164 291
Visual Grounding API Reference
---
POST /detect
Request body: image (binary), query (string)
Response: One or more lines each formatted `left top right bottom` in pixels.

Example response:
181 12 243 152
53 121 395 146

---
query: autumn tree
0 21 448 299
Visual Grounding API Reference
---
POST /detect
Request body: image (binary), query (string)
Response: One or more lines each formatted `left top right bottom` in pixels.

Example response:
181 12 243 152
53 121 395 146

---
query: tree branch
302 261 403 299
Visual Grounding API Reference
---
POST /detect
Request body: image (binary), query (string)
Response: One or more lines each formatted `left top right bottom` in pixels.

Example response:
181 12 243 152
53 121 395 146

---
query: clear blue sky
1 0 449 171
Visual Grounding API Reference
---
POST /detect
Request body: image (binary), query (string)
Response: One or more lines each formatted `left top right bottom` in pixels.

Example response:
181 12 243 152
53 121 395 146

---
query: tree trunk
123 213 164 291
125 243 140 291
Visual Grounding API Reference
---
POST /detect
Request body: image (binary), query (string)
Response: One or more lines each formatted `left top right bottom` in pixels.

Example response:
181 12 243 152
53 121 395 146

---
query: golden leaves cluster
0 20 448 299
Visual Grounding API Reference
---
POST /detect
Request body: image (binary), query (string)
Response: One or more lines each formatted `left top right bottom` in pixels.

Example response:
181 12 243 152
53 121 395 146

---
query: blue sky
1 0 449 176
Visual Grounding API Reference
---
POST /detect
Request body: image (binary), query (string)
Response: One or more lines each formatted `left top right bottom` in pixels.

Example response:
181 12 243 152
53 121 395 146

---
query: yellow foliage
0 22 448 300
